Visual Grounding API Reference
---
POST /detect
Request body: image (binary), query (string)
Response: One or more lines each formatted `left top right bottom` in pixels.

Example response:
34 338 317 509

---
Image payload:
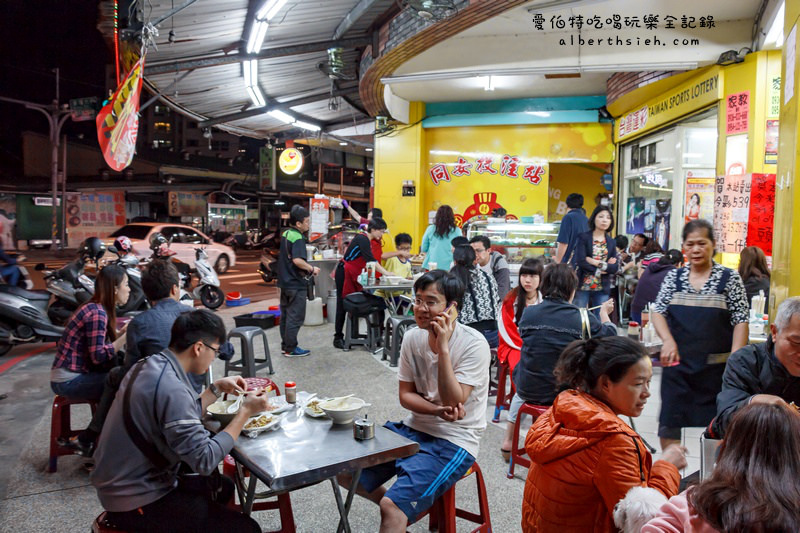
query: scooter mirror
108 245 118 254
35 263 45 271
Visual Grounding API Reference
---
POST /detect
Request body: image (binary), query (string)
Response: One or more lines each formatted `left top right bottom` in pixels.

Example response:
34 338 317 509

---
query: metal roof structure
99 0 397 150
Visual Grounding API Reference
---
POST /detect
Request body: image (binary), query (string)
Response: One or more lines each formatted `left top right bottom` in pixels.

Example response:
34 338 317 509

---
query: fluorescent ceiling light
482 76 495 91
365 147 373 152
246 85 266 108
246 20 269 54
268 109 295 124
581 62 698 72
243 60 259 87
293 120 321 131
256 0 288 21
339 142 348 146
765 1 785 47
525 111 551 117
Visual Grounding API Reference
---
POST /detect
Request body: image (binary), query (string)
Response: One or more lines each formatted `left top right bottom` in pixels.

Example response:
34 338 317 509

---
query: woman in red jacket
522 336 686 532
498 257 543 459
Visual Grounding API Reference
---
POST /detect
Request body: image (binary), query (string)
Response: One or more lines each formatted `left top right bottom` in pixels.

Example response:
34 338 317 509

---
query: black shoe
333 338 345 349
57 436 95 457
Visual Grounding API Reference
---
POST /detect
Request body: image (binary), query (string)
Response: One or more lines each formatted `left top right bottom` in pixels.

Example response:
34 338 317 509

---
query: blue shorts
359 421 475 522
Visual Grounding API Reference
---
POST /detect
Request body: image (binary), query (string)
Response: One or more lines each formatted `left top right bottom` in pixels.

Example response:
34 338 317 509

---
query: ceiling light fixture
246 20 269 54
246 85 266 108
339 141 348 146
256 0 288 21
365 147 373 152
268 109 295 124
765 1 785 47
482 75 495 91
293 120 321 131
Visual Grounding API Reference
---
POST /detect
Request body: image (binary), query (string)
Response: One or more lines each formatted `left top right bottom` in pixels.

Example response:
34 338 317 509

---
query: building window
154 121 172 132
154 105 171 116
153 139 172 149
187 139 199 147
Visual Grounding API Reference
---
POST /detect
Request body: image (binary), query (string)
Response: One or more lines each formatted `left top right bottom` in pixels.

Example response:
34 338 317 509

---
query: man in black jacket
708 297 800 438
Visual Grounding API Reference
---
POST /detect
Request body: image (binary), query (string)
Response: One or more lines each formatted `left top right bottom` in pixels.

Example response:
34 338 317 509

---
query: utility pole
0 92 71 250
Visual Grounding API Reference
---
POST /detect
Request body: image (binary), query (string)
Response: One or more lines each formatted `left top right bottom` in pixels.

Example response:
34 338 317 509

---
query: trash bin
327 290 337 324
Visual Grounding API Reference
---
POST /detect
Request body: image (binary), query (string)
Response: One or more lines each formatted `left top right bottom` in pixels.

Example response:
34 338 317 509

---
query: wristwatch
209 382 222 399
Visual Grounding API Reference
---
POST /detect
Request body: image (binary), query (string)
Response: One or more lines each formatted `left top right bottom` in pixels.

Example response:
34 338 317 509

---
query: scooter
257 248 279 283
0 254 34 290
37 255 95 326
191 247 225 309
0 283 64 356
107 245 149 315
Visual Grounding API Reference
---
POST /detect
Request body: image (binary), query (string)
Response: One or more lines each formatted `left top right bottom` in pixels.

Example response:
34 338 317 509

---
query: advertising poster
654 199 671 251
67 192 126 245
713 173 751 254
746 173 776 256
168 191 207 218
643 199 657 239
208 203 247 233
96 57 144 171
765 120 779 165
684 172 716 224
725 91 750 135
308 197 330 242
626 197 645 234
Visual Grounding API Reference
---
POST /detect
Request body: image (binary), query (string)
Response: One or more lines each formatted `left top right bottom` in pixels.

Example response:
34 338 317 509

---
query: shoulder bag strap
579 307 592 340
122 358 171 470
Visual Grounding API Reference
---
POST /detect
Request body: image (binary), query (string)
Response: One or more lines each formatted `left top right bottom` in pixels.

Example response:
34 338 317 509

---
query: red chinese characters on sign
726 91 750 135
428 155 546 186
746 173 776 256
429 164 451 185
618 106 648 139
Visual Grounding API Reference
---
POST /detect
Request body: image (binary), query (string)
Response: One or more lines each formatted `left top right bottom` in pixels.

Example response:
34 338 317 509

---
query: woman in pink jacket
643 402 800 532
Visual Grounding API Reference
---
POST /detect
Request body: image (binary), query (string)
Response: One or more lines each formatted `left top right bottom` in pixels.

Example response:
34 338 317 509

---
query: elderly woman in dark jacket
573 206 619 316
513 263 617 406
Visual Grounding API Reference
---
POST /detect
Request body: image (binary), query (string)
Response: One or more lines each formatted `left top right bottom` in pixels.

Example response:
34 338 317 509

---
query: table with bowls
205 391 419 533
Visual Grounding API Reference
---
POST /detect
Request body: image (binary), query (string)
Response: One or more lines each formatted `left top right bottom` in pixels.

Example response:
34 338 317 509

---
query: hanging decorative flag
96 56 144 171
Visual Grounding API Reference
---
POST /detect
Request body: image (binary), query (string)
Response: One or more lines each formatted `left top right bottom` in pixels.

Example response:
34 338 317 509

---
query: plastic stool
414 462 491 533
507 403 549 479
226 326 274 377
343 309 383 352
492 358 515 423
48 395 98 473
382 315 416 367
223 455 296 532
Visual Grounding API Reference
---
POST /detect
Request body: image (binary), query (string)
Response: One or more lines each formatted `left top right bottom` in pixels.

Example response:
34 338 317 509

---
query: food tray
242 413 283 438
233 312 275 329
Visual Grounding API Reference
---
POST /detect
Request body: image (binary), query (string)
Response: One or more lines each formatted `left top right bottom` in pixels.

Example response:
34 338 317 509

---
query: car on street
105 223 236 273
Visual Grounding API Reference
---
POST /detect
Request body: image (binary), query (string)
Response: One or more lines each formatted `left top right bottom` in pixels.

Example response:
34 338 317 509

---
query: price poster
713 172 751 253
684 171 716 224
765 120 779 165
725 91 750 135
746 173 776 256
309 197 330 242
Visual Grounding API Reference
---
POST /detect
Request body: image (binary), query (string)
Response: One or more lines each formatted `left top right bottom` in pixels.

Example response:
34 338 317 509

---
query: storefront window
619 107 717 251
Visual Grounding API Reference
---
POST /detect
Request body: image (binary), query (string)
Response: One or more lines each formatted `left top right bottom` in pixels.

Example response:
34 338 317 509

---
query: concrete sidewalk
0 301 699 532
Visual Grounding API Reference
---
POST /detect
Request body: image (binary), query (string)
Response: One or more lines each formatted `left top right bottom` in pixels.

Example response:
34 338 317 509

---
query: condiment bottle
284 381 297 403
627 321 640 340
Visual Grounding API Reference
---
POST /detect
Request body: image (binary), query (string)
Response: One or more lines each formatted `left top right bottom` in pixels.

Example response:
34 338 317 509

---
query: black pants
279 286 307 352
334 262 346 340
85 365 128 438
105 477 260 533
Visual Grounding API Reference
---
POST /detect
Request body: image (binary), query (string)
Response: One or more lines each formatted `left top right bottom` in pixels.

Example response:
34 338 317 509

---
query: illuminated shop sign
279 148 304 175
429 155 546 186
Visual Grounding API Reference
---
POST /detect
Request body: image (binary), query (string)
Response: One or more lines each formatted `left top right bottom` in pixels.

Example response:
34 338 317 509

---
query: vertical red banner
746 173 776 256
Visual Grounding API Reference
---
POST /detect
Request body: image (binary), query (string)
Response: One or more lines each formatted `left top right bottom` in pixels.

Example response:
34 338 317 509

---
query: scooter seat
0 285 51 301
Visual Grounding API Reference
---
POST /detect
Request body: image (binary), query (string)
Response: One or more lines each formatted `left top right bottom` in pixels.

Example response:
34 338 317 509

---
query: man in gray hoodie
91 310 268 532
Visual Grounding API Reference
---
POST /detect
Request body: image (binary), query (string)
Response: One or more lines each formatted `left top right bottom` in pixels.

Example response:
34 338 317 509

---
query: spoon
226 392 245 414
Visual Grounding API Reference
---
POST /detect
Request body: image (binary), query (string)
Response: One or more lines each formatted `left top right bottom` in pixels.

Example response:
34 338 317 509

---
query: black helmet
149 232 168 250
79 237 106 262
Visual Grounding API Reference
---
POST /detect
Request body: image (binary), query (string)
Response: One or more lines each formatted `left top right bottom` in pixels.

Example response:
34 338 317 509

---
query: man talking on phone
340 270 490 532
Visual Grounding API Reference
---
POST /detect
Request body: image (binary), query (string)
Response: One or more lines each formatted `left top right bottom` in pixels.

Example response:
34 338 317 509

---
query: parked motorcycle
257 248 279 283
107 242 149 315
0 281 64 356
149 233 224 309
37 253 97 326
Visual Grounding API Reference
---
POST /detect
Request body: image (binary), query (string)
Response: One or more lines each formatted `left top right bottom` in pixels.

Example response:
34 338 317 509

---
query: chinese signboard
168 191 207 218
769 76 781 117
309 197 329 242
66 192 126 245
713 172 750 254
725 91 750 135
617 106 648 139
278 148 303 175
746 173 776 256
208 203 247 233
96 57 144 171
428 154 547 187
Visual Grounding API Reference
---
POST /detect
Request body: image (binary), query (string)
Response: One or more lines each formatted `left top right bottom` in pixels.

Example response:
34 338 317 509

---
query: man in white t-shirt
345 270 490 532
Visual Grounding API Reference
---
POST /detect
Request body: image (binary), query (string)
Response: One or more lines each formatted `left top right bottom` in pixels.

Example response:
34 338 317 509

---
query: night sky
0 1 109 178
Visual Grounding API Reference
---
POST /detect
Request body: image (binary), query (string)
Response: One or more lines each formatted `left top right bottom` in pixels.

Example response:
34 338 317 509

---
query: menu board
746 173 776 256
713 173 751 253
725 91 750 135
208 203 247 233
66 191 126 245
309 197 330 242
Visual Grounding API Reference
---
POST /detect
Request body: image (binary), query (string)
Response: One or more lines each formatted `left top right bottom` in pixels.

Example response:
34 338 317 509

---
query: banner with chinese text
309 197 330 242
746 173 776 256
713 172 750 253
96 57 144 171
66 192 126 245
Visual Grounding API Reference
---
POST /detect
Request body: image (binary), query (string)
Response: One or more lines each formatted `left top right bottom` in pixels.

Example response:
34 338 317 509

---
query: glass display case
465 219 561 285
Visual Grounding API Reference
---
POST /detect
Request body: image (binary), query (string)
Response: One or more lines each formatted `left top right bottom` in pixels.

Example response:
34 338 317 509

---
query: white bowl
318 397 366 424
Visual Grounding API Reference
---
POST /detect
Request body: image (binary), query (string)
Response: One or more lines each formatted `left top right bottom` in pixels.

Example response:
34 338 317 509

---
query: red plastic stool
91 512 126 532
222 455 296 533
48 395 97 472
414 462 491 533
492 359 515 422
507 403 549 479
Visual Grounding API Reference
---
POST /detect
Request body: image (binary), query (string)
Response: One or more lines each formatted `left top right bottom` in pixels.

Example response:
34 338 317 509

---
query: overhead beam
145 37 371 75
198 86 362 127
332 0 382 39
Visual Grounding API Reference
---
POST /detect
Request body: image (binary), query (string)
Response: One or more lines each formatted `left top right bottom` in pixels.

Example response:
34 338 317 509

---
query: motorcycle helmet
113 236 133 253
149 232 168 251
79 237 106 262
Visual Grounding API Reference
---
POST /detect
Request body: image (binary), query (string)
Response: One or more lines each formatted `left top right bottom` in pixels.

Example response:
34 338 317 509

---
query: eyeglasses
413 298 445 310
202 341 223 357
